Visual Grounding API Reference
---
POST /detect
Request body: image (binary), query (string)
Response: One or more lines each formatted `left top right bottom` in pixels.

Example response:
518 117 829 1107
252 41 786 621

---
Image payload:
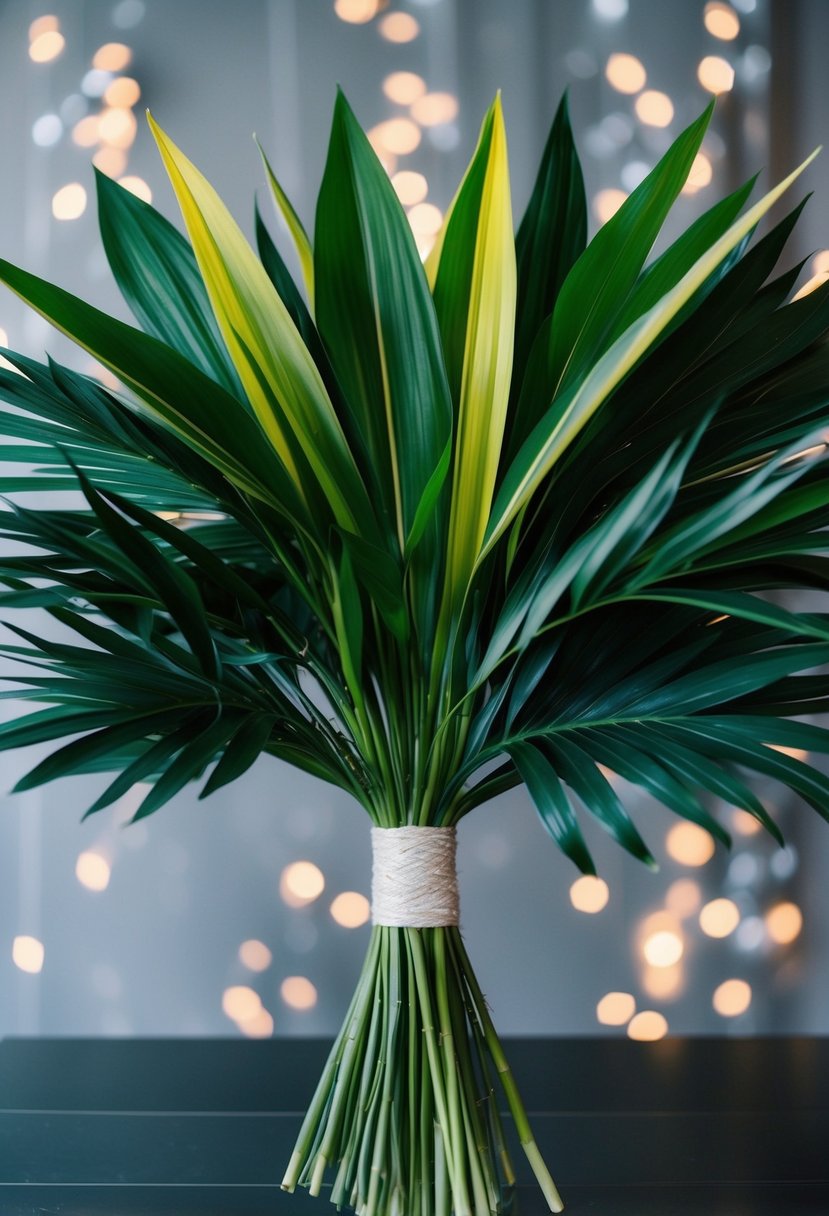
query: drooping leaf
0 258 305 517
200 713 277 798
508 740 596 874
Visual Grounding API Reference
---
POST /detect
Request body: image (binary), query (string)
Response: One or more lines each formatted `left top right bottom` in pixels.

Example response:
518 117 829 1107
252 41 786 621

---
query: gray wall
1 0 828 1041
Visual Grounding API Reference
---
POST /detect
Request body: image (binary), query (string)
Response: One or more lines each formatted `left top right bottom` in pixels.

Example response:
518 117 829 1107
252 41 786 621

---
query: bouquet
1 89 828 1215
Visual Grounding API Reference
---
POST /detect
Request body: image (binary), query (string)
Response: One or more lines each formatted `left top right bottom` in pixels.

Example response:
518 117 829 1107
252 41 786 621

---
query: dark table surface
0 1035 827 1214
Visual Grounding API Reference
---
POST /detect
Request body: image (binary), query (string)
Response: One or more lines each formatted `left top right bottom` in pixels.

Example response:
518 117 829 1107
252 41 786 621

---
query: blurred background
1 0 828 1044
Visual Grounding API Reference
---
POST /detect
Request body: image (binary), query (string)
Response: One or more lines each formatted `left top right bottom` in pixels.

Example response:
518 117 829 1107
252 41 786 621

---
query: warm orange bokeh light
627 1010 668 1041
605 52 646 93
596 991 635 1025
569 876 610 914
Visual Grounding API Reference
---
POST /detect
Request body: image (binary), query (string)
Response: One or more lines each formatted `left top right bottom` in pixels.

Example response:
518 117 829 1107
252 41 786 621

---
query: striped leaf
432 95 516 600
256 138 315 310
148 113 377 539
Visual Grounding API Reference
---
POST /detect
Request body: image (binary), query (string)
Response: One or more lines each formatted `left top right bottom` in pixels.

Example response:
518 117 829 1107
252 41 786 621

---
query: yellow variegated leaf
148 112 370 535
256 138 315 312
433 95 516 605
482 145 822 559
424 188 457 292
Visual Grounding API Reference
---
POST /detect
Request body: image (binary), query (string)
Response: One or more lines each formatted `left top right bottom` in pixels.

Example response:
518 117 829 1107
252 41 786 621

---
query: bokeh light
621 160 651 191
239 939 273 971
93 147 128 177
392 170 428 205
704 2 740 40
239 1008 274 1037
281 975 318 1010
113 2 146 30
383 71 426 105
642 963 684 1000
605 52 647 93
769 744 808 761
222 985 262 1023
12 935 45 974
334 0 379 22
627 1010 668 1041
698 55 735 93
408 202 443 237
699 898 740 939
104 76 141 107
593 188 628 224
98 107 138 148
596 991 635 1025
732 808 762 836
29 15 59 40
666 822 715 866
766 902 803 945
52 183 87 220
713 978 752 1017
411 92 459 127
92 43 133 71
72 116 100 148
330 891 371 928
569 875 610 913
75 851 111 892
643 928 684 967
378 12 420 42
82 69 113 99
280 861 325 908
117 175 153 203
29 30 65 63
592 0 629 19
32 113 63 147
368 118 422 155
635 90 674 127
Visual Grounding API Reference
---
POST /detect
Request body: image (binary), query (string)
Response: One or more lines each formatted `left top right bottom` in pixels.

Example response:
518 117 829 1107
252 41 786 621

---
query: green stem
433 928 471 1216
453 930 564 1214
284 922 561 1214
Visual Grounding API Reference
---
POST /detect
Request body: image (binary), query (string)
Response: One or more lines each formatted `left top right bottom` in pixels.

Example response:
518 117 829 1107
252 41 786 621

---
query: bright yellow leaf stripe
256 138 316 313
148 112 369 534
444 96 516 600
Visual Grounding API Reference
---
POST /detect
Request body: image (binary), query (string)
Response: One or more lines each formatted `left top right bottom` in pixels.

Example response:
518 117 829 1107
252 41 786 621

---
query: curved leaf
148 113 378 539
95 169 242 396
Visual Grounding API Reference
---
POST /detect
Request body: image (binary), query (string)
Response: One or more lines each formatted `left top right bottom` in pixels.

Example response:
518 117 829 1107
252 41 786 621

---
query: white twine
370 826 459 927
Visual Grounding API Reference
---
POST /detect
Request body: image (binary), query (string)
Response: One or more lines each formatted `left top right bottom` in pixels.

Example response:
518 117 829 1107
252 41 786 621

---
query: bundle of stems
282 926 560 1216
1 88 829 1215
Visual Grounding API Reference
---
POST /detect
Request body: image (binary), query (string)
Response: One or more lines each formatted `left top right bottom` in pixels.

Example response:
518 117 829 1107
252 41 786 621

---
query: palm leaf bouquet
1 86 828 1215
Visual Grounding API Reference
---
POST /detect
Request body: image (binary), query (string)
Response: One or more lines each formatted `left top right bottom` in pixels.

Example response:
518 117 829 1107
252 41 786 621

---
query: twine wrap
370 826 459 927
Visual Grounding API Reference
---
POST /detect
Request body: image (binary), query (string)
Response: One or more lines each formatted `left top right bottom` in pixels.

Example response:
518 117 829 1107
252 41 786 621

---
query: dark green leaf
508 739 596 874
95 169 242 396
